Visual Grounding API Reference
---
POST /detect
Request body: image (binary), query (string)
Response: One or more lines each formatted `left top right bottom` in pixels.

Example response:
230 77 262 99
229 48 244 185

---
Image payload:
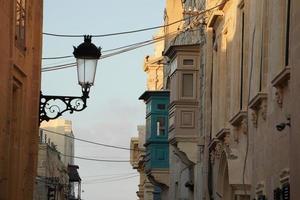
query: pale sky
42 1 165 199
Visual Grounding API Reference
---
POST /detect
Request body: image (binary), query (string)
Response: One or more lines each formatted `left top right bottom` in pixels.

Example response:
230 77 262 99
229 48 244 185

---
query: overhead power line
41 33 168 72
61 153 130 163
39 146 131 163
41 62 77 72
43 17 185 38
82 174 139 184
40 128 144 152
42 55 73 60
83 173 137 182
81 172 137 179
41 29 177 61
42 2 226 38
41 39 154 60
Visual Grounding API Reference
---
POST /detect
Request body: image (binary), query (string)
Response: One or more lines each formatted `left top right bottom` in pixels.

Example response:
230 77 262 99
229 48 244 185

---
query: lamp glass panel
76 58 98 87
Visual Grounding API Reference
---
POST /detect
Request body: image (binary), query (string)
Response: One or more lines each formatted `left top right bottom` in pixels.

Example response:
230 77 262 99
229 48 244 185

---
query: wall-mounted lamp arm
39 88 90 125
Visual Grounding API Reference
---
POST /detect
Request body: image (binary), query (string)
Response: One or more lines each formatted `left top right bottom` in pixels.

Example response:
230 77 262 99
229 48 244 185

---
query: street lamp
39 35 101 125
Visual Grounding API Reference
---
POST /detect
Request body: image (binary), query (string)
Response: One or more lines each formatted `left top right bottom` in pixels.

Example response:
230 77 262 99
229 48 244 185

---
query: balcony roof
139 90 170 101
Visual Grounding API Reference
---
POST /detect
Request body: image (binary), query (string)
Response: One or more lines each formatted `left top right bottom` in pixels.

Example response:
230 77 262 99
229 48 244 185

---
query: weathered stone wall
0 0 43 199
289 0 300 198
202 0 292 199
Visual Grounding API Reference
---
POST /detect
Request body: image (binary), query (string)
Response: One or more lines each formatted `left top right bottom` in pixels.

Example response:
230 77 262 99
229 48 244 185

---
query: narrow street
0 0 299 199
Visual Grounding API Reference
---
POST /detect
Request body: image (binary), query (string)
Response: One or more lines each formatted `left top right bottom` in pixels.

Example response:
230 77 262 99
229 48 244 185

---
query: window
156 117 166 136
183 59 194 66
285 0 291 66
146 103 151 114
157 104 166 110
15 0 26 50
240 11 245 110
273 183 290 200
170 59 177 74
182 74 194 97
282 183 290 200
146 118 151 138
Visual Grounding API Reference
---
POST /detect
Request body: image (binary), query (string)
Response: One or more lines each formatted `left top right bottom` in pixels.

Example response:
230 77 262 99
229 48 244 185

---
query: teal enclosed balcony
139 91 170 170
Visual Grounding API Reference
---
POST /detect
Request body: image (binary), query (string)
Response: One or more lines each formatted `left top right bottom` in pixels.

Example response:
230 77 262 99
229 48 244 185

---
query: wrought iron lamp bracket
39 88 90 125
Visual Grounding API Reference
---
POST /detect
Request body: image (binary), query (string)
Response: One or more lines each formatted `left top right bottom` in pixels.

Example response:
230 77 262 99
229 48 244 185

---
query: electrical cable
43 18 186 38
41 37 164 72
42 2 227 38
41 64 77 72
81 172 136 179
41 28 191 72
41 28 179 61
61 153 130 163
42 55 73 60
82 174 139 184
39 146 131 163
42 62 77 69
83 173 137 183
41 39 154 60
40 128 145 152
42 58 75 68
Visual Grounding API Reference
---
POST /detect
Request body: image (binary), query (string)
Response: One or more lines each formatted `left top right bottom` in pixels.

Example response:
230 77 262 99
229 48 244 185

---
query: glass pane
77 58 97 87
146 118 151 139
183 59 194 65
157 104 165 110
15 0 26 49
156 117 165 136
182 74 193 97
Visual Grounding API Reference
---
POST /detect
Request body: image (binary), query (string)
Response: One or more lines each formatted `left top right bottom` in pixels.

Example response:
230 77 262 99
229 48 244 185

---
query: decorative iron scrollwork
39 88 89 124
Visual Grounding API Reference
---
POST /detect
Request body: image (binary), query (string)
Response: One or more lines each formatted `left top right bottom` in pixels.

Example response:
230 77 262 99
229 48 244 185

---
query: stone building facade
200 0 293 199
146 0 298 199
0 0 43 199
289 0 300 199
170 0 296 199
130 126 149 200
34 143 69 200
132 0 299 199
40 119 75 166
130 29 171 200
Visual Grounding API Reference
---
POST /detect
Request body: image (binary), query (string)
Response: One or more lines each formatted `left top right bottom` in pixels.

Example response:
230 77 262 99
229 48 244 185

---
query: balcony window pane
182 74 193 97
156 117 165 136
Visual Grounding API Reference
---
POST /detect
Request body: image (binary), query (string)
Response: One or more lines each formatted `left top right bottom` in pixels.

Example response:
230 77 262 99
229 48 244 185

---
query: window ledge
238 0 245 9
271 66 291 89
229 110 247 127
280 168 290 184
271 66 290 107
249 92 267 111
208 138 220 151
216 128 230 141
207 10 224 27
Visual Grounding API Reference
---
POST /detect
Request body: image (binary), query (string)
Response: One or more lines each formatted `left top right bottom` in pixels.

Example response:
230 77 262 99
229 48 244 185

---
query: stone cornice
216 128 230 141
168 100 199 109
229 110 247 127
207 10 224 28
164 44 200 60
173 146 195 166
271 66 291 89
249 92 268 111
168 136 198 145
146 170 169 189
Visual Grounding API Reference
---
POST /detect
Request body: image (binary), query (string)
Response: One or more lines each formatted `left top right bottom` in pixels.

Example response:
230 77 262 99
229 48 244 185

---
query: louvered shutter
282 183 290 200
